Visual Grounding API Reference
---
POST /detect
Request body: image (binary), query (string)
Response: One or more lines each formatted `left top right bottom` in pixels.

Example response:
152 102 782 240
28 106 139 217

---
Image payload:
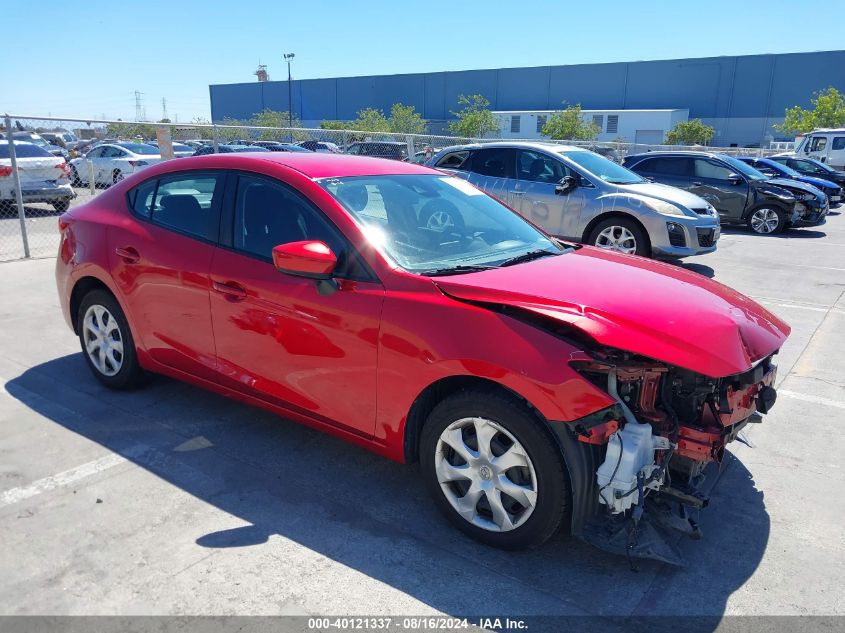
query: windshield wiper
419 264 498 277
498 249 559 267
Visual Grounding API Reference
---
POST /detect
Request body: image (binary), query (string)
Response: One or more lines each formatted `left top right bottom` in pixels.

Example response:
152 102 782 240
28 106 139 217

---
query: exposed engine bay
570 351 778 567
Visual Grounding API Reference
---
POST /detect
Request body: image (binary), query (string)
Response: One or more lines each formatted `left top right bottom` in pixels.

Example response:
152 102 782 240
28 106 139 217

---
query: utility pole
134 90 144 121
162 97 168 121
284 53 295 140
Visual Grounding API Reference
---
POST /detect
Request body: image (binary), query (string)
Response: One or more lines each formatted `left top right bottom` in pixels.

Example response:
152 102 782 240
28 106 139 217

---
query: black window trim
218 170 379 283
124 169 227 245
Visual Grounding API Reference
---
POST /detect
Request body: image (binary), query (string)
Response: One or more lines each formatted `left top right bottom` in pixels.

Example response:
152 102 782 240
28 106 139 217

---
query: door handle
212 280 247 301
512 190 526 196
692 181 703 186
114 246 140 264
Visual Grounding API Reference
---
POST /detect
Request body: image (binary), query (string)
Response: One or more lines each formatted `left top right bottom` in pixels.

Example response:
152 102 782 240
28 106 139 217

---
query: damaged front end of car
559 350 779 567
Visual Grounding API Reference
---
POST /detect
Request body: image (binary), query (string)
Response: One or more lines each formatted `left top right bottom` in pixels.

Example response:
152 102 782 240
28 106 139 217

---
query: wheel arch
69 276 115 335
581 211 652 253
403 375 555 464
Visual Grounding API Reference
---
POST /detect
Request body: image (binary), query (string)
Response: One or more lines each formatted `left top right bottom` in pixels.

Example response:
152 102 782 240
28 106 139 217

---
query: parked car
769 155 845 189
251 141 312 152
623 151 829 234
791 129 845 169
191 144 272 156
227 139 254 146
405 148 441 164
427 142 720 258
737 156 843 206
68 143 162 187
41 131 79 151
298 140 341 154
12 132 69 161
55 152 789 558
0 141 74 212
346 141 407 160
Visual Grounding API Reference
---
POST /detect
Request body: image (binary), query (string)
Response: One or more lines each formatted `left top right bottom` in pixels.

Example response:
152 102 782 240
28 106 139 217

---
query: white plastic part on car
596 422 671 514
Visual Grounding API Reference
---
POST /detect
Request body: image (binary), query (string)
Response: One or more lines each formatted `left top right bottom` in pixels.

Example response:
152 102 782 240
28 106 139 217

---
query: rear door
466 147 516 206
513 149 583 238
109 170 224 380
629 156 693 191
691 158 749 221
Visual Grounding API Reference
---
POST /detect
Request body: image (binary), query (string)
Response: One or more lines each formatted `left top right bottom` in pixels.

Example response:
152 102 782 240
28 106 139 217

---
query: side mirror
727 174 743 185
272 240 337 280
555 175 578 196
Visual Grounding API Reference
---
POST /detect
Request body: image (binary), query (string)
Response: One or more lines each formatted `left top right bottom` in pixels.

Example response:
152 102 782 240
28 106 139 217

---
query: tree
448 94 498 138
351 108 390 133
777 87 845 135
664 119 715 145
541 104 600 141
320 120 348 130
388 103 427 134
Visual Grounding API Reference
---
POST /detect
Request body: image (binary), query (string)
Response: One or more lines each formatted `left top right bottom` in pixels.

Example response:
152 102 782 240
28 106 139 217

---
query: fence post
89 160 95 195
5 115 30 258
212 125 220 153
342 129 348 151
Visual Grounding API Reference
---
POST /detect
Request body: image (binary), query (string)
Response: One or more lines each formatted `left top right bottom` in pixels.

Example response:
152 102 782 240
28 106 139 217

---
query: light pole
284 53 295 141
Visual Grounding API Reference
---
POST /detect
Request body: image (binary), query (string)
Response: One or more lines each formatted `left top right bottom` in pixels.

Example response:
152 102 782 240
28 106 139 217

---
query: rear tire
420 389 570 550
77 289 147 390
746 206 786 234
587 216 650 257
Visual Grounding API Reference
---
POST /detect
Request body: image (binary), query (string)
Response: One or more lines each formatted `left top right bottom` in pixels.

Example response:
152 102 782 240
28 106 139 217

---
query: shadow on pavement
7 353 771 625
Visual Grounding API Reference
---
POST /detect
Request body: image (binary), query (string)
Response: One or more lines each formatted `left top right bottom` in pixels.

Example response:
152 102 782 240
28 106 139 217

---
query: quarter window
434 151 470 170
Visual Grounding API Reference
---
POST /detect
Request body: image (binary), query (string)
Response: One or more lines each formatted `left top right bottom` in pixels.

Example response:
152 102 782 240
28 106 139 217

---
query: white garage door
635 130 664 144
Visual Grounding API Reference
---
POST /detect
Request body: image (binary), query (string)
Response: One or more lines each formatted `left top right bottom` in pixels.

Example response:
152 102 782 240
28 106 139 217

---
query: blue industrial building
209 50 845 146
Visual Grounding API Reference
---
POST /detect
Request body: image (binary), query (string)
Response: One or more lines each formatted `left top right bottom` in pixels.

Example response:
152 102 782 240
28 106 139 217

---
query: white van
793 129 845 169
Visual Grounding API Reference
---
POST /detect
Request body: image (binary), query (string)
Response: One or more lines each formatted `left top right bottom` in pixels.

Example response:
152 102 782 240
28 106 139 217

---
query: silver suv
426 142 720 258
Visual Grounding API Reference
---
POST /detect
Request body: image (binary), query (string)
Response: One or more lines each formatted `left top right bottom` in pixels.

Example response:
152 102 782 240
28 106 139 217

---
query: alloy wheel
425 210 456 232
82 304 124 377
435 417 537 532
595 225 638 254
750 208 780 234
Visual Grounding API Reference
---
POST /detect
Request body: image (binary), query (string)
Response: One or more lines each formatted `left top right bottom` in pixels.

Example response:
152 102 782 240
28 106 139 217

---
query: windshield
320 174 564 274
805 158 836 174
718 155 768 181
559 150 645 184
118 143 159 155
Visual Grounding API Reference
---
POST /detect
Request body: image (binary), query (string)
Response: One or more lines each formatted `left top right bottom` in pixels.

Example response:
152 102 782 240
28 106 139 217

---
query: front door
512 149 585 239
209 173 384 436
690 158 749 222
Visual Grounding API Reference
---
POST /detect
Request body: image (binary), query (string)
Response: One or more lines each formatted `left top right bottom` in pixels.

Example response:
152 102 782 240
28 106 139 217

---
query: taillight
55 162 70 179
0 166 13 177
58 217 75 264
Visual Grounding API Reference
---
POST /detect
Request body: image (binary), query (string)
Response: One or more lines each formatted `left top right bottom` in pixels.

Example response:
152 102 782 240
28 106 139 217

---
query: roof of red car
170 152 435 179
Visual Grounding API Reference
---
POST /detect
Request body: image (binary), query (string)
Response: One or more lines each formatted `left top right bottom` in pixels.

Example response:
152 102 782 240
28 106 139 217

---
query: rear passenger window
471 147 516 178
635 157 692 176
150 174 221 240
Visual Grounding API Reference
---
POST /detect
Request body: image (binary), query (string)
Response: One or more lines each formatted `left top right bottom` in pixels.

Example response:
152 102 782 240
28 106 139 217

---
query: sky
2 0 836 123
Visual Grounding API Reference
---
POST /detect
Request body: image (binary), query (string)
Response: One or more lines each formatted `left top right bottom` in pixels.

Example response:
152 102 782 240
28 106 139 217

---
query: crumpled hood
767 177 824 198
435 248 790 378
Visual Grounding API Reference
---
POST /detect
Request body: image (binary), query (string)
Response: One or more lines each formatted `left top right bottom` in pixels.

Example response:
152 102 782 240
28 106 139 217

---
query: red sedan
55 153 789 558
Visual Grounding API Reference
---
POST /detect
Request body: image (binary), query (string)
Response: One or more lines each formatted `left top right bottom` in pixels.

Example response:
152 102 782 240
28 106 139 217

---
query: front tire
53 199 71 213
747 206 786 234
420 389 570 549
587 216 650 256
77 289 147 389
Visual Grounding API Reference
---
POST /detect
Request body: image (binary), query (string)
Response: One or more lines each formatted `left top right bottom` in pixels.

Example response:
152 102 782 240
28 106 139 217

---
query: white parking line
0 447 142 508
779 390 845 411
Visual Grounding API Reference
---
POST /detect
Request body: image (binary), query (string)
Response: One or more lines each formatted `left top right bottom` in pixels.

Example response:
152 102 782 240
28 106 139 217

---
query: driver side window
517 150 569 184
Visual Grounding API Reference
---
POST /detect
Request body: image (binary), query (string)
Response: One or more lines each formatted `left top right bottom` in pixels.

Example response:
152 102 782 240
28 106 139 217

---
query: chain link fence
0 114 784 262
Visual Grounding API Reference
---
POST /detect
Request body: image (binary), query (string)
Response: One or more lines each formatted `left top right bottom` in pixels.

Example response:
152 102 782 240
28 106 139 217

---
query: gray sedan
426 142 720 258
